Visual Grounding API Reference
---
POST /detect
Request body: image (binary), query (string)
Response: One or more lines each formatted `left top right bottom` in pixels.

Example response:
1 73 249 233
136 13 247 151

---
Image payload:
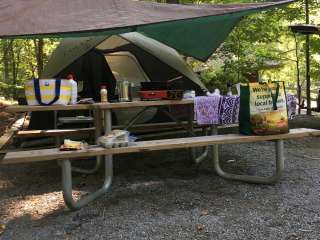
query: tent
42 32 207 94
0 0 293 61
38 32 207 126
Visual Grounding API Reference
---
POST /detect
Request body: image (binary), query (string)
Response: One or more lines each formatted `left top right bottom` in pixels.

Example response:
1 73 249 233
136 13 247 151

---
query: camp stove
139 77 184 100
139 90 168 100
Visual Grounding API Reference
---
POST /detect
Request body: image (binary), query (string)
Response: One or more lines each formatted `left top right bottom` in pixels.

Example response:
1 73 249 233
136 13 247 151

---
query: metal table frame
6 101 286 210
60 107 285 210
59 101 198 210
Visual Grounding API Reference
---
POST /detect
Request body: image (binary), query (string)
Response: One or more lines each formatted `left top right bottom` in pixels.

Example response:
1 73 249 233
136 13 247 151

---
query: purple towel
194 95 221 125
286 94 297 120
220 95 240 124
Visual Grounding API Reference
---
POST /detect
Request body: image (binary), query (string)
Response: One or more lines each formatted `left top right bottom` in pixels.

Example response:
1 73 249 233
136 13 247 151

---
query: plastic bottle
227 83 232 96
100 85 108 103
67 74 78 104
213 89 220 95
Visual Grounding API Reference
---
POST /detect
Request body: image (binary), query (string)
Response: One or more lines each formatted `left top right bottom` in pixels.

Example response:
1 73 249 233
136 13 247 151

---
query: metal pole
104 108 113 173
306 34 311 115
305 0 311 115
293 34 302 114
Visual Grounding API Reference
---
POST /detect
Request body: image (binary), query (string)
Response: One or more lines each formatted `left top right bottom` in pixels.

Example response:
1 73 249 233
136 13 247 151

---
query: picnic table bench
2 101 320 210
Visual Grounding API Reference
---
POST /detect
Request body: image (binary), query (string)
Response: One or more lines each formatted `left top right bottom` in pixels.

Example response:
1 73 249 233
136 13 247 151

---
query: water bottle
67 74 78 104
100 85 108 103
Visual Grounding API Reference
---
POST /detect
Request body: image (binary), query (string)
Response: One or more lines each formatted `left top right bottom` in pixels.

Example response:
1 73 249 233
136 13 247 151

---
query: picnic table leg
213 139 284 184
61 105 114 210
70 109 102 174
187 104 198 161
194 125 218 165
61 156 113 210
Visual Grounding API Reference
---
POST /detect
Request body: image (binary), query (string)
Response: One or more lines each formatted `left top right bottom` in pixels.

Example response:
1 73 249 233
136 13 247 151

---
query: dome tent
36 32 207 127
42 32 207 97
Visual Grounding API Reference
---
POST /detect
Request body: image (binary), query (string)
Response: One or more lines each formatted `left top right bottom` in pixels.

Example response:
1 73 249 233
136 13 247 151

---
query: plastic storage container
98 130 130 149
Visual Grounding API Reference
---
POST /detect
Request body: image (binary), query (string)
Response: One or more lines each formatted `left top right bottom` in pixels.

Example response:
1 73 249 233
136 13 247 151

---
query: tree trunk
33 38 44 77
9 40 19 99
2 40 10 83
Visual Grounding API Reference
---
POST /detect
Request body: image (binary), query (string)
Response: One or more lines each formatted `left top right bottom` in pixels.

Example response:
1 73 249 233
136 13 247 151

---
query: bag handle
34 78 61 106
267 82 280 110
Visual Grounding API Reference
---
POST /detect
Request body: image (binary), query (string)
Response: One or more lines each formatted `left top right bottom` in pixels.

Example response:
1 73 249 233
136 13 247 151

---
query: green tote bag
239 82 289 135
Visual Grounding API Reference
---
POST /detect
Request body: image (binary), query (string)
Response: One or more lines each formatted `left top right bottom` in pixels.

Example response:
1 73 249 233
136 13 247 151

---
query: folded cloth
193 94 296 126
194 95 222 125
286 94 297 120
220 95 240 124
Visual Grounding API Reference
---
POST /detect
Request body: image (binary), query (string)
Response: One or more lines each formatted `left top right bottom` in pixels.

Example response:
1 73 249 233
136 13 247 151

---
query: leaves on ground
0 224 6 235
196 223 204 232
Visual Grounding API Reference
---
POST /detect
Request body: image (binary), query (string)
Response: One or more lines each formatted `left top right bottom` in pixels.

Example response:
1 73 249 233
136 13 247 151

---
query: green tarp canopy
0 0 293 61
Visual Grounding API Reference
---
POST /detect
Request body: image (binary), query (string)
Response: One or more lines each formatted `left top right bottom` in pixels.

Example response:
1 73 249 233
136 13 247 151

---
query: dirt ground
0 100 16 137
0 115 320 240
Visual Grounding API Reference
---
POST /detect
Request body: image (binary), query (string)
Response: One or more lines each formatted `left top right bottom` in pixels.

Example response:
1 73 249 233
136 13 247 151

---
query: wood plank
5 104 92 113
0 131 16 151
138 124 238 139
2 128 320 165
121 121 191 133
93 99 193 110
16 128 95 138
16 121 235 139
5 100 194 113
0 114 26 150
115 122 238 134
11 114 27 131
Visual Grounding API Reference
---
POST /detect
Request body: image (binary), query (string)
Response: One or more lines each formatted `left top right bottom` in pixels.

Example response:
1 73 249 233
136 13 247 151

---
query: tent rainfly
0 0 293 61
42 32 206 91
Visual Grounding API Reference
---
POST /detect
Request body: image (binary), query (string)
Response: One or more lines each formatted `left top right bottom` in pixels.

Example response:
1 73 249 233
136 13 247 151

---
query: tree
33 39 45 77
0 39 58 99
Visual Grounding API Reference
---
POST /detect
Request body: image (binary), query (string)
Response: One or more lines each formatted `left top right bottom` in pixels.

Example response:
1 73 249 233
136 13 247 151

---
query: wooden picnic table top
3 128 320 164
5 99 194 113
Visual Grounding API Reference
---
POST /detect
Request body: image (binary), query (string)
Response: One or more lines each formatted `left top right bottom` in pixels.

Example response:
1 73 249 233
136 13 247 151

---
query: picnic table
2 100 320 210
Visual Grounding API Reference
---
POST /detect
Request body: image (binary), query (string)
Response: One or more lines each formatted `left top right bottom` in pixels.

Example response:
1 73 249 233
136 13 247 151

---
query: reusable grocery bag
25 78 72 105
239 82 289 135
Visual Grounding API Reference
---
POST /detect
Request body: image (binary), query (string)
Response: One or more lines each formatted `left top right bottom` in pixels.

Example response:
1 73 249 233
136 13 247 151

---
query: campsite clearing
2 101 320 210
0 115 320 239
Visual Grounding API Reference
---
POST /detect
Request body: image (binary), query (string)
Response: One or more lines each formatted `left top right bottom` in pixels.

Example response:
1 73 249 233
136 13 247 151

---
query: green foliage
183 0 320 95
0 39 59 99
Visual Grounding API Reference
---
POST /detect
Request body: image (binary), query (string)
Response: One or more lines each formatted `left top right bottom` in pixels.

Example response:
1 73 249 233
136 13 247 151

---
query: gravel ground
0 115 320 240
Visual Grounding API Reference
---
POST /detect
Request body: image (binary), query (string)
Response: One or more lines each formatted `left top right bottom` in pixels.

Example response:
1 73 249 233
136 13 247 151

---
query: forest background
0 0 319 100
